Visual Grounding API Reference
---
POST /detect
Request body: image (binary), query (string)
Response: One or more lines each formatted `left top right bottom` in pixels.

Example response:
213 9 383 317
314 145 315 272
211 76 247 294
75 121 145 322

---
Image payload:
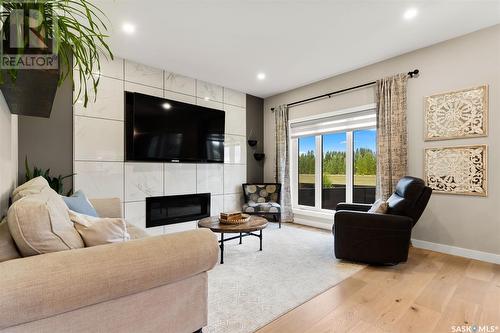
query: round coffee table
198 216 268 264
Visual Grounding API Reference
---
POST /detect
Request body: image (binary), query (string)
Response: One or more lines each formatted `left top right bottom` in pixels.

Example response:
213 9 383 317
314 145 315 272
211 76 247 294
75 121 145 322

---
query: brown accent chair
333 176 432 265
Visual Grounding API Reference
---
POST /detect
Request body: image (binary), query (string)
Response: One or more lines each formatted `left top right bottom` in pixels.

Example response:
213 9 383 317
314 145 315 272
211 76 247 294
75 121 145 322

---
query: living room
0 1 499 332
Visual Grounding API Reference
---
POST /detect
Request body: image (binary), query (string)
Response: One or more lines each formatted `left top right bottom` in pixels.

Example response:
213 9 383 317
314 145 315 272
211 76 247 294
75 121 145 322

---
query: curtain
376 73 408 200
274 105 293 222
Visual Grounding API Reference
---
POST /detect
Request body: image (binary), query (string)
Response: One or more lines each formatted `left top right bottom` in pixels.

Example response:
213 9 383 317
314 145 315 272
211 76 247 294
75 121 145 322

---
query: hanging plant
0 0 113 107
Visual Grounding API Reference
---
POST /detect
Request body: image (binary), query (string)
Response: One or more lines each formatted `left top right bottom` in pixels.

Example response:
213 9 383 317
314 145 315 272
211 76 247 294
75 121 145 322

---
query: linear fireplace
146 193 211 228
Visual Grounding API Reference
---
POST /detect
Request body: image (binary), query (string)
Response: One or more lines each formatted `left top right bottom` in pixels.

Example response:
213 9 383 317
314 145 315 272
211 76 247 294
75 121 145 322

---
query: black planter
1 66 60 118
254 153 265 161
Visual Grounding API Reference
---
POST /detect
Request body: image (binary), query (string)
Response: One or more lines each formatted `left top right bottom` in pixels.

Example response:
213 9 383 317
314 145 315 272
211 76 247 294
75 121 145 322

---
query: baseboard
411 239 500 264
293 217 332 231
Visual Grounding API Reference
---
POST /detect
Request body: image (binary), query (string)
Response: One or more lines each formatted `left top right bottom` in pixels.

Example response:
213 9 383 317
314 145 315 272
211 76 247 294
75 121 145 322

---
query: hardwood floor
257 247 500 333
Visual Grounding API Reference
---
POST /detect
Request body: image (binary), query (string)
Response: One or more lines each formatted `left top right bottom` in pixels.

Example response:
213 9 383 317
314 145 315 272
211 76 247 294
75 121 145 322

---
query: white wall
264 25 500 257
73 57 247 234
0 92 17 218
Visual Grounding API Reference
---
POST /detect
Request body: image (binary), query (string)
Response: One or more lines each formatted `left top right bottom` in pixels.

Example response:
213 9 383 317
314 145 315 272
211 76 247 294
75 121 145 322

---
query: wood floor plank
258 248 500 333
255 277 366 333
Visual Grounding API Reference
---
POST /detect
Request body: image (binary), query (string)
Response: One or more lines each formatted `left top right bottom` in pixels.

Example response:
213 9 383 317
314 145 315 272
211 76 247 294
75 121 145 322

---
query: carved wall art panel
424 85 488 141
424 145 487 196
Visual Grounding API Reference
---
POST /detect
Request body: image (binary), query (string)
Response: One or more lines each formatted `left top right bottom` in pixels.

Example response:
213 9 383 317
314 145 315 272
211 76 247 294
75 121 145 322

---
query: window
322 132 346 209
353 129 377 204
298 136 316 206
291 105 377 212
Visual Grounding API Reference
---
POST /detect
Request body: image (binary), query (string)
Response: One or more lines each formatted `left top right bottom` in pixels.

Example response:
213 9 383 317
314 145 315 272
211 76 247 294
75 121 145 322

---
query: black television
125 92 225 163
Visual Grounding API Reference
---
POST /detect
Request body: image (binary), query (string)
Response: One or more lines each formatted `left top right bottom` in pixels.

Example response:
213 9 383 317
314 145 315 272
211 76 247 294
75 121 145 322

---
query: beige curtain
376 73 408 200
274 105 293 222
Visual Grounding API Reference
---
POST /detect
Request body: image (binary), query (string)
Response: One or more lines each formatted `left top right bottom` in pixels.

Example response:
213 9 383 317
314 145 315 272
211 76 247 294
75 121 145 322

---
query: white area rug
206 224 364 333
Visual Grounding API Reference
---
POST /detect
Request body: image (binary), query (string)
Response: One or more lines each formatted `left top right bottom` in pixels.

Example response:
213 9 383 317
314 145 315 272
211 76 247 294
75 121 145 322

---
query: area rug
206 224 364 333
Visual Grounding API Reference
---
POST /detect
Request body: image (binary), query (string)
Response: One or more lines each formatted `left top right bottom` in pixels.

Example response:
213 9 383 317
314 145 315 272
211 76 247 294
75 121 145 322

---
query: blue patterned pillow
62 190 99 217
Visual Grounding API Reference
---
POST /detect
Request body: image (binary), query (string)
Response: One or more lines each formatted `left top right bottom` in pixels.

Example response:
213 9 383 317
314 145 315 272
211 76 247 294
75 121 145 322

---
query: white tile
223 88 246 107
124 60 163 88
124 163 163 202
164 221 197 234
74 75 124 121
74 116 124 161
124 201 146 228
196 164 223 195
124 201 164 235
74 161 124 200
223 193 244 213
224 104 246 136
164 163 197 195
211 195 224 216
196 97 223 110
224 164 246 194
94 56 123 80
125 82 163 98
164 90 196 104
164 72 196 96
224 135 247 164
196 80 223 102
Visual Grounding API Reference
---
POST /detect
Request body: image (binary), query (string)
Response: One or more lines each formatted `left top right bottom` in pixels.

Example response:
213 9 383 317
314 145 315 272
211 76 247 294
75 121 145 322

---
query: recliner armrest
334 211 413 230
335 203 372 212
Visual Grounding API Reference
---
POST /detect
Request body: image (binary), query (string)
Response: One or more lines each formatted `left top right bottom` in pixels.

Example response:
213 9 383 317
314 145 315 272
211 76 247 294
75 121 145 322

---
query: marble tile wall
73 57 247 235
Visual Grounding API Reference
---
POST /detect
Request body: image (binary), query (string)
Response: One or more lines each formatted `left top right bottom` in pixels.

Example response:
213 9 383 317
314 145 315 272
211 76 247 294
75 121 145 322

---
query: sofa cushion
62 191 99 217
243 202 281 213
0 218 20 262
69 210 130 247
126 223 149 239
7 177 85 257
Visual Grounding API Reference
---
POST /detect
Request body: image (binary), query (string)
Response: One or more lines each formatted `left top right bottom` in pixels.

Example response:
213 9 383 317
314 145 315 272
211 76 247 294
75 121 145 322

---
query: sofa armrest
0 229 218 329
335 203 372 212
89 198 122 218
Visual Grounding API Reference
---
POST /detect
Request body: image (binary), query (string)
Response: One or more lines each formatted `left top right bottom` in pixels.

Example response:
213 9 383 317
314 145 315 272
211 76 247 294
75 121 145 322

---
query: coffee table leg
220 233 224 264
259 230 263 251
239 233 242 244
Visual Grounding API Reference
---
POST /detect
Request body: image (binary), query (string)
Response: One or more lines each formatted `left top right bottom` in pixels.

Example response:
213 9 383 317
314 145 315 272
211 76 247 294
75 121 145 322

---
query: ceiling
91 0 500 98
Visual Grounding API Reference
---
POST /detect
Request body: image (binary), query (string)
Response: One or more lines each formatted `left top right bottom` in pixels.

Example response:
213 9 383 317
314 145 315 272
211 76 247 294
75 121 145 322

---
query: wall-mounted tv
125 92 225 163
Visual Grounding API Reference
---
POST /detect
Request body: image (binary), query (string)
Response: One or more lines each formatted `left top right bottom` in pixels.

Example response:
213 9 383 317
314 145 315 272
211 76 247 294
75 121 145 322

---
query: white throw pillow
68 210 130 247
368 199 388 214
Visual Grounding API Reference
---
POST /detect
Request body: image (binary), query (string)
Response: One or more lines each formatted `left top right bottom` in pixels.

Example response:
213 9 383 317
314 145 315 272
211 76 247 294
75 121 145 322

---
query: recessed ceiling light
122 22 136 34
257 72 266 80
204 97 210 101
162 102 171 110
403 8 418 20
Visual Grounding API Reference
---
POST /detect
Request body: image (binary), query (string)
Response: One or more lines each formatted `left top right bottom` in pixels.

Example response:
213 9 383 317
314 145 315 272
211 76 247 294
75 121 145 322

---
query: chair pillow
62 190 99 217
368 199 388 214
68 210 130 247
0 218 20 262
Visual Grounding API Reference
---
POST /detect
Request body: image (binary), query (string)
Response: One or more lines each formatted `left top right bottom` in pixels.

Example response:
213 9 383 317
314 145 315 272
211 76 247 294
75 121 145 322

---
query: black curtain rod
272 69 419 110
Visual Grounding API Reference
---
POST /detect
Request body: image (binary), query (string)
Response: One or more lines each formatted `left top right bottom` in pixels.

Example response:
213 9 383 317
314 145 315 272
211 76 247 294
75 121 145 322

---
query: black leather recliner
333 176 432 265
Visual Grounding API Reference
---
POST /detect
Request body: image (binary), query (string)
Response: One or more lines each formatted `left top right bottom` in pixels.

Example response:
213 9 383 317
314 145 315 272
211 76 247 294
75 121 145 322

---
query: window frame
290 104 376 214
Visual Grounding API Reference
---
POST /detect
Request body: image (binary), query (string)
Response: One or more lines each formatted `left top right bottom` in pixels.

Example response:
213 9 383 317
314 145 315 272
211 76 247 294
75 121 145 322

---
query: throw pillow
368 199 388 214
62 190 99 217
68 210 131 247
8 177 85 257
0 218 20 262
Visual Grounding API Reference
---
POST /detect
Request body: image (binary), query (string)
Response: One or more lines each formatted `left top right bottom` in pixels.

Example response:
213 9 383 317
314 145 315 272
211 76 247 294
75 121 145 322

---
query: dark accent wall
17 75 73 193
246 94 264 183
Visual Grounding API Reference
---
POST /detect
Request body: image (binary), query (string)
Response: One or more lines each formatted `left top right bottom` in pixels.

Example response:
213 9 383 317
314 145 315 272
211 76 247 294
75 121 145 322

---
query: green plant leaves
0 0 113 107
